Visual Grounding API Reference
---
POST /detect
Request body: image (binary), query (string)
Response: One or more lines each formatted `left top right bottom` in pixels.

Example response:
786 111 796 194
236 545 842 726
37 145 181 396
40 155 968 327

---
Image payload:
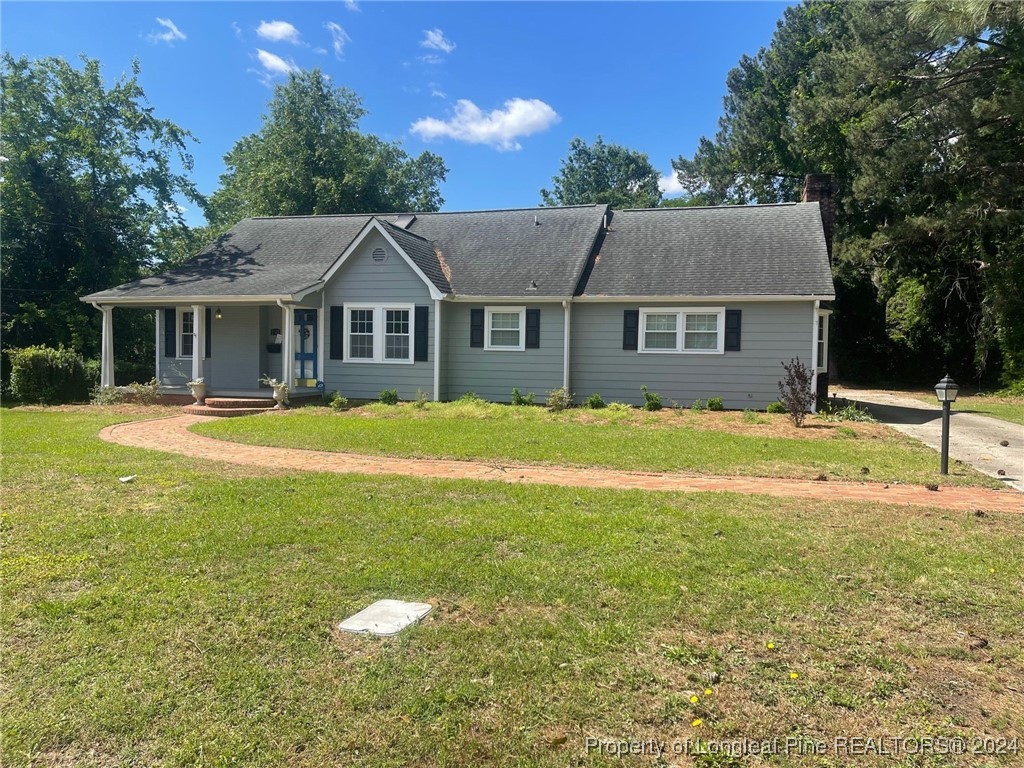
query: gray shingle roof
576 203 835 298
82 202 834 303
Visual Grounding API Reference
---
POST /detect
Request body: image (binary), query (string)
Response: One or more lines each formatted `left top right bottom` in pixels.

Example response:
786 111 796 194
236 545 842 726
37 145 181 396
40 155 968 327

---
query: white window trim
638 307 725 354
816 310 830 374
176 308 195 359
343 303 415 365
484 306 526 352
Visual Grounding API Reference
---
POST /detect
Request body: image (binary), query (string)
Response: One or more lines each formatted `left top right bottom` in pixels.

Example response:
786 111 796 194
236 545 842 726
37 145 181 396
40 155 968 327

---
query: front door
293 309 318 385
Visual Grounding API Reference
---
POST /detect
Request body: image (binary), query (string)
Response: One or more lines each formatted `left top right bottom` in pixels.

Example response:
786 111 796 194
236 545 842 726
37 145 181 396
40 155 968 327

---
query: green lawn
193 401 1000 487
3 407 1022 767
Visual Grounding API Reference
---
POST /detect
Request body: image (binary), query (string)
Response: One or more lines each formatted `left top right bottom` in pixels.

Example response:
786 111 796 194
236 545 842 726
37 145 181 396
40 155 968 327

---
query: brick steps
183 395 279 418
182 405 279 417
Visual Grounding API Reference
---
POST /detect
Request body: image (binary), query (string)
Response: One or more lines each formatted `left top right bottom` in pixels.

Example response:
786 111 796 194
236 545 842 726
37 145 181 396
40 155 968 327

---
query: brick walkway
100 415 1024 513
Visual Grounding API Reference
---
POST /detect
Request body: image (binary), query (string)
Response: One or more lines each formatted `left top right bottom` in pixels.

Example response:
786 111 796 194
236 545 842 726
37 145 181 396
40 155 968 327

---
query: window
816 311 830 373
638 308 724 354
178 310 194 358
344 305 414 363
485 306 526 351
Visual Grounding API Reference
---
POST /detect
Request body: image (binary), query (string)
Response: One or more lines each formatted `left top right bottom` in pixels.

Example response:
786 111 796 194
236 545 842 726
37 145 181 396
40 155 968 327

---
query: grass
193 401 1001 488
913 394 1024 426
3 406 1023 767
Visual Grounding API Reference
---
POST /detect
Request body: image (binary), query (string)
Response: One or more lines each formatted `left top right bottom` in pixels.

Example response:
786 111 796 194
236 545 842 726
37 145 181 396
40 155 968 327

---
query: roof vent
527 280 538 291
534 215 540 226
395 214 417 230
371 247 388 263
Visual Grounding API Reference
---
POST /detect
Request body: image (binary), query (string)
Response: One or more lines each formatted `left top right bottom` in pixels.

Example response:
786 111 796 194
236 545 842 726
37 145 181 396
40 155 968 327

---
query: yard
2 406 1022 767
193 400 1002 488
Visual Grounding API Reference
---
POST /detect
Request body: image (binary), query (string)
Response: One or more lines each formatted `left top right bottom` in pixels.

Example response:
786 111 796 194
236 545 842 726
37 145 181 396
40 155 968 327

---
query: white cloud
313 47 328 55
147 18 186 45
255 48 299 78
421 28 455 54
231 21 243 39
659 169 684 196
344 0 360 11
429 83 447 99
257 20 302 45
325 22 350 59
410 98 560 151
419 54 443 66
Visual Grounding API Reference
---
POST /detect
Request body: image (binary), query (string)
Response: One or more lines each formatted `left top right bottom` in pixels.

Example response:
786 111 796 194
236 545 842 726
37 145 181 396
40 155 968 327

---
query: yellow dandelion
767 642 775 650
704 688 713 696
691 718 703 727
989 568 996 573
689 695 700 704
789 672 799 680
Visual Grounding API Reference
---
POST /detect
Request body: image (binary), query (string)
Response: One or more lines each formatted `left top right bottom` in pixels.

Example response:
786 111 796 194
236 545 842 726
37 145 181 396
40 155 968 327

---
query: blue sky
3 1 791 225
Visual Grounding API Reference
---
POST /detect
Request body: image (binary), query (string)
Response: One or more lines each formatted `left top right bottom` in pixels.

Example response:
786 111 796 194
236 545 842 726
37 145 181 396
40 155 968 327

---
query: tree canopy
0 54 203 362
541 136 662 209
208 70 448 229
669 0 1024 387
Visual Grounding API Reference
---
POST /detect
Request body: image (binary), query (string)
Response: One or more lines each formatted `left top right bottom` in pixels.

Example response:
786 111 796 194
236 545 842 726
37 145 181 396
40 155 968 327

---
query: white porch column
810 299 820 413
192 303 205 383
562 300 571 392
432 299 442 401
280 303 294 386
99 304 114 387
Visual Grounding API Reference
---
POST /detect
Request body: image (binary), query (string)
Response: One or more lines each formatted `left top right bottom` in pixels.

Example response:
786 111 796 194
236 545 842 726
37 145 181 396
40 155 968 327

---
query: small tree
778 358 814 426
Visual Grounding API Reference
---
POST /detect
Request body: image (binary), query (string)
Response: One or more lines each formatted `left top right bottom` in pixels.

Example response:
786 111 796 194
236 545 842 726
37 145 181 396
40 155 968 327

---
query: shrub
546 387 573 412
126 378 160 405
766 401 787 414
707 396 724 411
328 391 349 410
413 389 430 409
741 409 765 424
606 401 633 412
90 385 125 405
640 385 662 411
690 399 706 412
584 392 606 409
457 391 485 404
819 402 876 423
378 388 399 405
511 387 535 406
997 379 1024 397
8 345 89 404
778 358 815 426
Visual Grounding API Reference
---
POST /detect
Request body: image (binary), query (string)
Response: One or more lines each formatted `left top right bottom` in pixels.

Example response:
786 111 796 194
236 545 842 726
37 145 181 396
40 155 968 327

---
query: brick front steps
183 396 278 418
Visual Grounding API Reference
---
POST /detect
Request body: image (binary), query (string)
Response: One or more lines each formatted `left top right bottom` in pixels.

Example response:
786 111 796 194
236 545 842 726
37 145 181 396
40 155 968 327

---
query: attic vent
371 247 388 263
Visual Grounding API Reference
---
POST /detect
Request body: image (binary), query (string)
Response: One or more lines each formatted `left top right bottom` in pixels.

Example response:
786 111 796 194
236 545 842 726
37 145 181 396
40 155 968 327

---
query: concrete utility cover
338 599 433 636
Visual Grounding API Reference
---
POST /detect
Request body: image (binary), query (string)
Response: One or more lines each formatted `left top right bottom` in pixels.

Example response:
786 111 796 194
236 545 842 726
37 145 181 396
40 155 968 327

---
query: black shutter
414 305 429 361
525 308 540 349
470 308 484 348
622 309 639 350
724 309 742 352
205 307 212 358
330 305 344 360
164 308 176 358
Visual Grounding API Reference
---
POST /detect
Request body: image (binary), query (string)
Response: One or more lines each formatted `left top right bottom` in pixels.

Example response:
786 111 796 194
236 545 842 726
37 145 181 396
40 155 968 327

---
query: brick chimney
802 173 836 260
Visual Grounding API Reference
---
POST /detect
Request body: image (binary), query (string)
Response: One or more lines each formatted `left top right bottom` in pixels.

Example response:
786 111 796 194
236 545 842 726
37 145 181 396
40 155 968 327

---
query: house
82 175 836 410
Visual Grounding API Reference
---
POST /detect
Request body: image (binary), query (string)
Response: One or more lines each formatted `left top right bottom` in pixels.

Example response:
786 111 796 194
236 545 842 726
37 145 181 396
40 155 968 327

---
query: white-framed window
639 307 725 354
344 304 414 364
816 311 830 373
485 306 526 351
178 310 195 358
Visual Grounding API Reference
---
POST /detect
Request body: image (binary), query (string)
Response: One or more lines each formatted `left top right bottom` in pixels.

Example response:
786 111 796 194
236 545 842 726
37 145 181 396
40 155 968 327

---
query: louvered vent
371 247 387 263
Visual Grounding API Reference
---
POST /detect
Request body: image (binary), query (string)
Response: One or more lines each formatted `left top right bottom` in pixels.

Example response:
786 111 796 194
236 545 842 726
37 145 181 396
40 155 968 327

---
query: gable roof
82 201 834 304
576 203 834 298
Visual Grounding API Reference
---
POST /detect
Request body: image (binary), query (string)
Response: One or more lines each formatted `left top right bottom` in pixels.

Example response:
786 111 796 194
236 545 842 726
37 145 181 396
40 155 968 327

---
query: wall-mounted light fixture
215 307 223 320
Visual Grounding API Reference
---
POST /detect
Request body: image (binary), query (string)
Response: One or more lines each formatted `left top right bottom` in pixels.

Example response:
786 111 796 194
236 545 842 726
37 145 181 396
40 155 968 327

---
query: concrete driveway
835 387 1023 493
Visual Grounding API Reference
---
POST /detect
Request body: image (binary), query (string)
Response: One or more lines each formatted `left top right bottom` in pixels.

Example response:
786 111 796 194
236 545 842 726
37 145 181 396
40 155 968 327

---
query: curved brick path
100 415 1024 513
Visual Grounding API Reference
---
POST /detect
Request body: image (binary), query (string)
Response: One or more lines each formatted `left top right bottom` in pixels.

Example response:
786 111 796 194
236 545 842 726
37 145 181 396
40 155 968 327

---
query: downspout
810 299 820 413
562 300 571 392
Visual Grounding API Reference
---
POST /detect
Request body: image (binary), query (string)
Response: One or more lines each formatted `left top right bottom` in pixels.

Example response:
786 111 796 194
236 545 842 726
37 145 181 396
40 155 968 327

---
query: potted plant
260 374 289 408
186 377 206 405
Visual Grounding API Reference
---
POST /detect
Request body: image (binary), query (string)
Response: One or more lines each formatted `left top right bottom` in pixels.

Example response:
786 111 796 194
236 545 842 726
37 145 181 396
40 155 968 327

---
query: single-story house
82 175 836 409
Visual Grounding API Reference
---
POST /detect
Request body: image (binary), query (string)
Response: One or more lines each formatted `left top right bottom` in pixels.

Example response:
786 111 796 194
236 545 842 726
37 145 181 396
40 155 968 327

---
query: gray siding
570 301 813 409
157 306 262 390
444 302 565 403
321 231 435 400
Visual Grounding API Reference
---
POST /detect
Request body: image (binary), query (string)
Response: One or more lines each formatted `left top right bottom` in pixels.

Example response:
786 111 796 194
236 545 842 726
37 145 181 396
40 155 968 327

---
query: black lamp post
934 374 959 474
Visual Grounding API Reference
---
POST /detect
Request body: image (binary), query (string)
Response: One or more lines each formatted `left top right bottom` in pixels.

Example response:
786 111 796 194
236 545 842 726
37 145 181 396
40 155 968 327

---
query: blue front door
294 309 317 384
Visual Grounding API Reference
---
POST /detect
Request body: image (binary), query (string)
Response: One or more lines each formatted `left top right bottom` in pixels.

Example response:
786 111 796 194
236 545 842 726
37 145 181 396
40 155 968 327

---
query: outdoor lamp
935 374 958 475
934 375 959 403
215 307 223 320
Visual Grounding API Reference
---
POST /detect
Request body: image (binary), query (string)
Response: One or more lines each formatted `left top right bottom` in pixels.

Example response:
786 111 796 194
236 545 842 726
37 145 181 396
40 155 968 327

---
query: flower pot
273 384 289 409
189 383 207 405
